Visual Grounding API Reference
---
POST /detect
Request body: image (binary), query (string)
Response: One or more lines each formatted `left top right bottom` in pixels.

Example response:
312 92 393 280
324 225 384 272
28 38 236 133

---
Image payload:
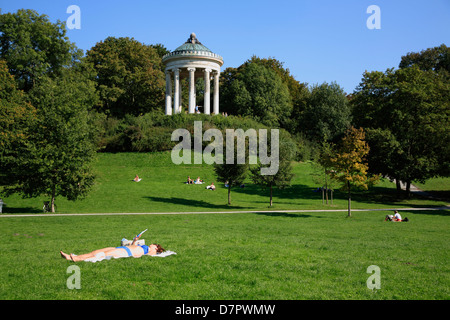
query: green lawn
0 152 449 300
1 152 449 214
0 210 448 299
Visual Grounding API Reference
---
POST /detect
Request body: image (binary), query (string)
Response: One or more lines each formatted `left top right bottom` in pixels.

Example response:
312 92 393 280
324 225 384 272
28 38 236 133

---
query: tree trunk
51 185 56 213
227 185 231 205
347 181 351 217
270 184 273 207
396 179 401 193
406 181 411 198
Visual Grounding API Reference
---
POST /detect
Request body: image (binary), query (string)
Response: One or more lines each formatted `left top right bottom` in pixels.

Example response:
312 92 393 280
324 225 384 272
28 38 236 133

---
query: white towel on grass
82 250 177 263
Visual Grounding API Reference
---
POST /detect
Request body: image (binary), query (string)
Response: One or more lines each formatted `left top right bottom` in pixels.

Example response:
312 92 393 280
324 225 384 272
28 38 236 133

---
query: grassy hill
1 152 448 214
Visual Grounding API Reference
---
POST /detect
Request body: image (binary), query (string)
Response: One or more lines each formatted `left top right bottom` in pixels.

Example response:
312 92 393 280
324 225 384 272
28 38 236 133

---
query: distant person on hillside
206 182 215 190
134 175 141 182
187 176 193 184
385 210 408 222
194 177 203 184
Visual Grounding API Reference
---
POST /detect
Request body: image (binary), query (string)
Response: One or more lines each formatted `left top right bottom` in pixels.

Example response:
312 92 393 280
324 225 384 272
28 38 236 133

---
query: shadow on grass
254 211 319 218
1 206 42 214
232 182 448 209
144 196 248 210
399 209 450 217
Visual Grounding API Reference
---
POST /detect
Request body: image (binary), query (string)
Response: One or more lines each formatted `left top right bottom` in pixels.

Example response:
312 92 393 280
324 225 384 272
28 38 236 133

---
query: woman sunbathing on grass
60 237 165 262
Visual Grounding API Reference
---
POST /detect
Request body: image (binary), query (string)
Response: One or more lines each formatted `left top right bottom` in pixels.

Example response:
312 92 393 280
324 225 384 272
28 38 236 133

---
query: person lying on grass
60 236 165 262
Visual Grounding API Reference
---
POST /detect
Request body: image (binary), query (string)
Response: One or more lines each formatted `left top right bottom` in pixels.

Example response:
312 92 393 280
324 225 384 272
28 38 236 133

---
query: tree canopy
0 60 37 186
352 60 450 195
299 82 351 143
0 9 82 92
86 37 165 118
220 60 293 128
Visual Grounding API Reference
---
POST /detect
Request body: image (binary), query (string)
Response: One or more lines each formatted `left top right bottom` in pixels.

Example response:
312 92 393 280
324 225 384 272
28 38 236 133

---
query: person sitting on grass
194 177 203 184
385 211 408 222
206 182 215 190
187 176 193 184
134 175 141 182
60 236 165 262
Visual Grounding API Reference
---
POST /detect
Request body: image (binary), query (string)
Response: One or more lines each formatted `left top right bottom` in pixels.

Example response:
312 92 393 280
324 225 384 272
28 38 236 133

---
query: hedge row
94 111 317 161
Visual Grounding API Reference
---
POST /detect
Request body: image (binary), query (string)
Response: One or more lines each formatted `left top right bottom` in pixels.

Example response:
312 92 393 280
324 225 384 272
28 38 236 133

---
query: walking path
1 206 448 218
398 181 437 199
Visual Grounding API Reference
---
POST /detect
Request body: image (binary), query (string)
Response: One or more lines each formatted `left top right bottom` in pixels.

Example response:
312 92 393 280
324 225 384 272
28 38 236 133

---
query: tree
251 131 295 206
3 65 99 212
300 82 352 143
0 60 37 189
328 127 379 217
245 56 309 132
220 62 292 127
0 9 82 92
363 128 403 194
313 142 339 205
399 44 450 74
352 62 450 196
86 37 165 117
213 133 249 205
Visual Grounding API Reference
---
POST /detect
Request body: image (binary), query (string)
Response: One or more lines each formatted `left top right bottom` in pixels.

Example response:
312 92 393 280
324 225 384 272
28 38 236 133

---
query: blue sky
1 0 449 93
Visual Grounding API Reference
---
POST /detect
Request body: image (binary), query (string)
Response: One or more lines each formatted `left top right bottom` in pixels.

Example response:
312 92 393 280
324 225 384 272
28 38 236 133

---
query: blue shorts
116 246 133 257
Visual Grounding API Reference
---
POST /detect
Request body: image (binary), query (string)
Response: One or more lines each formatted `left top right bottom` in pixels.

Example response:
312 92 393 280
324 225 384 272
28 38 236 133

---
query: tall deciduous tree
300 82 352 143
399 44 450 74
0 60 37 189
86 37 165 118
5 65 99 212
0 9 82 92
220 62 292 128
251 131 295 207
328 127 379 217
213 133 249 205
352 61 450 195
245 56 309 132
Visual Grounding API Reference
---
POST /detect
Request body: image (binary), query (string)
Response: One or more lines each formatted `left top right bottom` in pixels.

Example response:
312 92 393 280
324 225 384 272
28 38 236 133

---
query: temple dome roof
162 33 223 64
173 33 212 53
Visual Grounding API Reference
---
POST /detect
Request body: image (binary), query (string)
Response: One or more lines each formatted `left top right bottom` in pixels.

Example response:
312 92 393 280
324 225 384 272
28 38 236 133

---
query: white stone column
213 71 220 115
173 69 180 114
165 71 172 115
203 68 211 115
178 76 182 113
188 67 196 114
